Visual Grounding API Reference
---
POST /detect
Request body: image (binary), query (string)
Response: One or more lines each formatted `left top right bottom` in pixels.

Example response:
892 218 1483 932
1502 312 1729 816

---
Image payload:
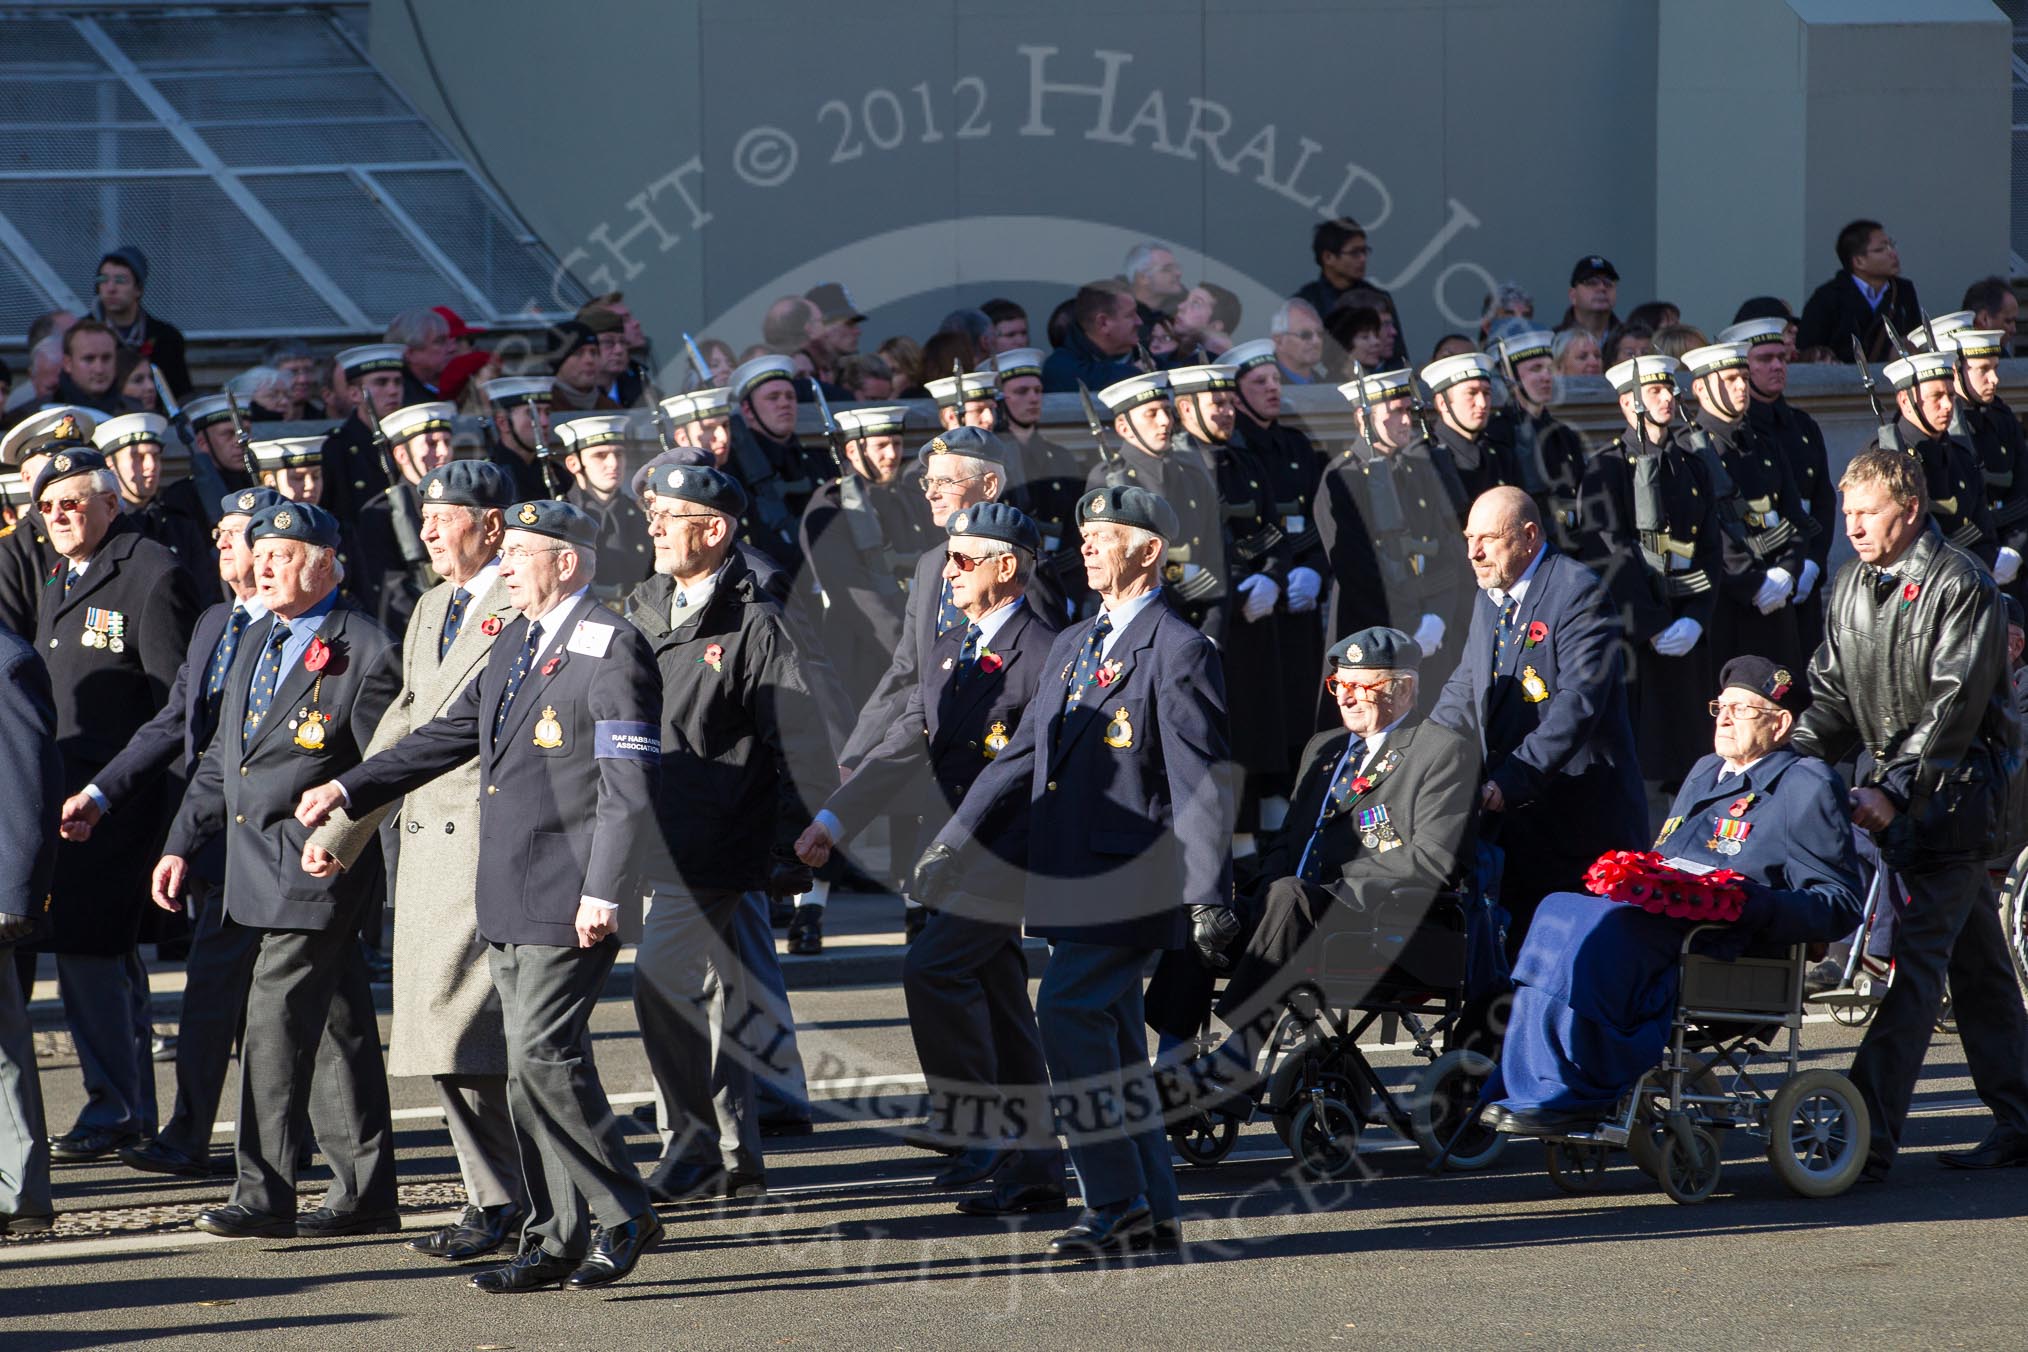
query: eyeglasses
921 473 981 495
1334 245 1371 259
1285 329 1322 342
1708 701 1776 721
646 508 718 528
1326 674 1397 699
500 543 566 561
946 549 1004 572
36 496 98 517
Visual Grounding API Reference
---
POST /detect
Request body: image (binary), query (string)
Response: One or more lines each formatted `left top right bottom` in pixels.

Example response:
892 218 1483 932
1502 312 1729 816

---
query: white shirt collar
454 558 502 602
528 587 589 648
235 594 269 622
1355 708 1412 769
1488 543 1547 610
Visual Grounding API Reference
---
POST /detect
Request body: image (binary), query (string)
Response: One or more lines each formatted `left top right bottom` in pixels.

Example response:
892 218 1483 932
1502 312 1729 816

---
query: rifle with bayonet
356 396 432 576
682 332 712 389
525 395 573 499
641 369 679 455
1077 381 1124 475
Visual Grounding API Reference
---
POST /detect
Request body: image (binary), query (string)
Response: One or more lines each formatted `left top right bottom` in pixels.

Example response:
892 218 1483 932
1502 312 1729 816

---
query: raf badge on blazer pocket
1521 664 1550 703
1103 707 1134 749
292 709 328 751
983 721 1009 758
533 705 565 749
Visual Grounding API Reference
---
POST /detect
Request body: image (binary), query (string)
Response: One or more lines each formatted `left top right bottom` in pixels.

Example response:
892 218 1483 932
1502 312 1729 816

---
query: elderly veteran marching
915 483 1234 1258
621 464 833 1205
798 501 1068 1214
302 460 530 1262
353 400 456 636
153 499 400 1238
31 445 201 1162
298 498 665 1291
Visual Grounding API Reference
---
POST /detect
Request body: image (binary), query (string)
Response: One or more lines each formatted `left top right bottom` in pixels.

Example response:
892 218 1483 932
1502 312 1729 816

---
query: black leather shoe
897 1122 962 1156
566 1211 663 1289
0 1212 54 1236
1939 1129 2028 1170
1140 1218 1183 1253
409 1205 483 1257
408 1203 522 1259
647 1159 723 1204
934 1147 1013 1188
193 1204 295 1238
472 1244 580 1293
295 1206 401 1238
1047 1199 1153 1257
1492 1107 1597 1137
956 1180 1070 1217
904 906 928 943
759 1113 814 1139
120 1138 227 1178
50 1125 142 1162
786 904 824 956
151 1033 178 1064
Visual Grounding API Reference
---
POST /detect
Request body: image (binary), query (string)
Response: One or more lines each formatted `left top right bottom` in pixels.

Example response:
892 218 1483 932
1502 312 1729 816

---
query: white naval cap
1098 371 1171 416
91 411 169 453
1492 328 1557 366
482 376 554 408
553 413 634 452
1336 367 1415 405
1681 342 1750 377
378 400 457 445
1717 318 1787 348
1942 329 2007 360
337 343 405 378
989 347 1046 381
0 406 99 467
1904 311 1975 351
1219 339 1278 373
1420 351 1497 395
247 435 324 472
1606 354 1681 393
834 405 911 440
1883 351 1956 390
1165 363 1237 395
729 354 796 402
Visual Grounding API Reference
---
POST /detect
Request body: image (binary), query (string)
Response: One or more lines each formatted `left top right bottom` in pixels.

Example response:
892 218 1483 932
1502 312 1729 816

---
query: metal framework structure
0 4 588 340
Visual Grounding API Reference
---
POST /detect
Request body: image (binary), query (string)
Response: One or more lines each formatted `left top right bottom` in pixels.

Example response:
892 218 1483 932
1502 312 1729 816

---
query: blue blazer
937 595 1233 950
1431 547 1647 860
0 628 60 925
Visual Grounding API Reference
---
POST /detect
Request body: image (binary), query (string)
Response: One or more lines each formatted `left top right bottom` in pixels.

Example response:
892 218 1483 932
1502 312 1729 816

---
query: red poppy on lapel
541 655 561 677
303 637 331 673
977 650 1004 675
1525 621 1547 646
480 615 502 637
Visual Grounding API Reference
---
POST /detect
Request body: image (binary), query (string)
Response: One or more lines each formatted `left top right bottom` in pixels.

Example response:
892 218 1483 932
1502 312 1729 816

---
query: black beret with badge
1076 483 1180 542
916 424 1008 466
630 446 712 500
647 463 749 519
219 486 286 519
506 498 600 548
31 446 109 501
947 500 1040 554
1329 625 1421 672
419 459 515 510
1718 654 1805 714
246 499 342 550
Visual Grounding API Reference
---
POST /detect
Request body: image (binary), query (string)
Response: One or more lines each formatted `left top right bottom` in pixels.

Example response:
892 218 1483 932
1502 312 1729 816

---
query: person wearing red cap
432 305 485 356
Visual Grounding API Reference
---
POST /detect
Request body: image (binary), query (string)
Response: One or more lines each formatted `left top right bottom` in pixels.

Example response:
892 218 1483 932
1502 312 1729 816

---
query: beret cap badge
274 510 293 530
519 503 539 525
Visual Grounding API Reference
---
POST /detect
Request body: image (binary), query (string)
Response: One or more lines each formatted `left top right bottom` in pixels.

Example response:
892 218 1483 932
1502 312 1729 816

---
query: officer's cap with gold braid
218 486 284 520
30 447 109 500
1329 625 1419 673
916 423 1007 467
245 498 341 550
1076 483 1179 542
419 460 514 510
947 500 1040 554
1719 654 1804 714
1166 364 1237 395
504 498 599 548
91 412 169 454
379 400 457 446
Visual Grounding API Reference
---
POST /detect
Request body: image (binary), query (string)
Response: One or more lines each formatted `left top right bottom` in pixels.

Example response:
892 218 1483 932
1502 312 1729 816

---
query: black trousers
157 885 257 1159
1215 876 1338 1024
1852 860 2028 1168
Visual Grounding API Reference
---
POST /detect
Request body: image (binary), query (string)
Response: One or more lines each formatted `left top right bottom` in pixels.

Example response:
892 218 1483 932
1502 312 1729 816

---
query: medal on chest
1103 707 1134 749
1654 815 1683 848
81 607 126 653
1356 803 1402 852
1520 664 1549 703
1708 817 1752 855
533 705 565 749
289 675 329 750
983 721 1009 759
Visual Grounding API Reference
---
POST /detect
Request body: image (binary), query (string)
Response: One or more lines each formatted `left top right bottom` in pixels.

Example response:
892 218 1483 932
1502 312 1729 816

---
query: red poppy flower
1526 621 1547 645
303 637 330 673
1095 668 1114 687
700 642 725 673
977 652 1004 674
1901 582 1920 603
1350 776 1373 795
480 615 502 637
541 656 560 676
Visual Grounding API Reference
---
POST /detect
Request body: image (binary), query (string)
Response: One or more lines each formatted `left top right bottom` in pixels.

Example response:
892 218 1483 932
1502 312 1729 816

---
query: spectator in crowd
229 367 292 422
1551 328 1602 378
92 246 190 398
1044 299 1075 350
1335 284 1402 368
1650 324 1708 361
3 336 62 419
1324 306 1388 378
113 349 158 414
1173 282 1240 361
980 298 1030 355
904 332 977 401
1602 322 1653 367
1428 333 1475 363
1123 242 1186 335
260 339 318 419
761 295 850 400
1270 299 1326 384
807 283 867 369
1040 280 1143 393
386 307 453 404
936 309 994 370
836 354 895 401
575 294 641 366
435 305 487 357
877 335 922 392
546 321 610 413
579 307 637 407
1625 300 1680 333
685 336 734 388
1797 218 1923 362
27 309 76 351
1556 255 1621 347
54 319 122 414
1963 275 2019 356
1295 217 1406 365
1479 282 1533 345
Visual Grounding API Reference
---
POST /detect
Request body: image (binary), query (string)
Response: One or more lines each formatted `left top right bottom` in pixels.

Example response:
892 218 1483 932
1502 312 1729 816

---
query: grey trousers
156 885 258 1159
232 923 397 1219
1035 940 1178 1219
490 940 646 1260
436 1072 527 1211
734 890 809 1116
635 887 762 1177
56 948 156 1135
0 940 50 1218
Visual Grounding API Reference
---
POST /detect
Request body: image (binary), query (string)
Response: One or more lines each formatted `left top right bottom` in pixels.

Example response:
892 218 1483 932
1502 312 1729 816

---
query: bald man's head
1463 486 1544 592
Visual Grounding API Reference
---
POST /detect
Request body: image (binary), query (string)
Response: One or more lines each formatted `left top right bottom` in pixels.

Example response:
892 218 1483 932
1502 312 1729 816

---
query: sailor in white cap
481 375 556 500
354 401 457 634
1486 327 1589 549
1682 341 1810 677
1090 372 1228 630
661 387 734 468
1939 326 2028 595
554 413 655 599
319 343 407 526
986 348 1086 608
1420 351 1520 504
1873 349 1999 569
729 354 827 522
93 411 207 577
924 371 965 433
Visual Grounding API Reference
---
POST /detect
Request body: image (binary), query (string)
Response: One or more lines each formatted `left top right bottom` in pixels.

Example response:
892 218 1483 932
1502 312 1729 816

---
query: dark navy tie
958 622 982 680
1493 595 1519 667
62 567 80 597
493 626 541 739
937 580 963 636
206 605 251 704
242 622 290 746
439 587 470 660
1301 737 1369 881
1062 613 1113 715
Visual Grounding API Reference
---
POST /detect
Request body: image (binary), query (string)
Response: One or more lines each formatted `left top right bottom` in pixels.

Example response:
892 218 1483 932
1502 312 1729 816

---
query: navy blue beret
246 499 342 550
631 446 712 500
1329 626 1420 671
30 446 108 501
219 486 285 519
1075 483 1179 542
647 464 749 519
505 498 600 548
946 500 1040 554
419 460 515 510
1718 654 1804 713
916 424 1007 466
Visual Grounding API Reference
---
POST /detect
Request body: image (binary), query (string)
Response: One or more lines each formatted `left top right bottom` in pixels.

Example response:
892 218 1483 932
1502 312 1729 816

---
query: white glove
1794 558 1821 605
1998 547 2023 587
1284 566 1322 613
1649 617 1703 657
1413 612 1446 656
1752 567 1794 616
1237 574 1279 623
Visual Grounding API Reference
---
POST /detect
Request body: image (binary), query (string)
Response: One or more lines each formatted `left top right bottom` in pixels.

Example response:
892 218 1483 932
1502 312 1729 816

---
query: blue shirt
247 589 338 707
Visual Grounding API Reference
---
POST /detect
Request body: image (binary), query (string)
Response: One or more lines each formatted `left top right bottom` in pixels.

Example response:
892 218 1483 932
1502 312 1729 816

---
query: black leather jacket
1793 522 2019 865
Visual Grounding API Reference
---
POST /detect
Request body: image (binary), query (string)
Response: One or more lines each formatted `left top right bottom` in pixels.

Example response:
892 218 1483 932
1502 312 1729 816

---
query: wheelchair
1167 890 1509 1182
1535 926 1870 1204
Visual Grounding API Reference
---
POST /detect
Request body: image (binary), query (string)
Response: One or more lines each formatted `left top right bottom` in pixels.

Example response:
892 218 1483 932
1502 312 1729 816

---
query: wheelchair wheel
1765 1069 1870 1198
1658 1125 1722 1204
1288 1098 1364 1181
1410 1050 1504 1171
1169 1110 1241 1168
2004 867 2028 1004
1266 1056 1362 1148
1825 970 1881 1028
1543 1140 1611 1193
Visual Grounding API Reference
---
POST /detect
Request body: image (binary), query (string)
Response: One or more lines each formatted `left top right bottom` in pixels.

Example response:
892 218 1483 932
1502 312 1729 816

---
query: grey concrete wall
367 0 2009 375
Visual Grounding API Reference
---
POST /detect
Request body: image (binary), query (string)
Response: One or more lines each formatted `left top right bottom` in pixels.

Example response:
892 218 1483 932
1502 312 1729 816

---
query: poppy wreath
1583 849 1748 923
